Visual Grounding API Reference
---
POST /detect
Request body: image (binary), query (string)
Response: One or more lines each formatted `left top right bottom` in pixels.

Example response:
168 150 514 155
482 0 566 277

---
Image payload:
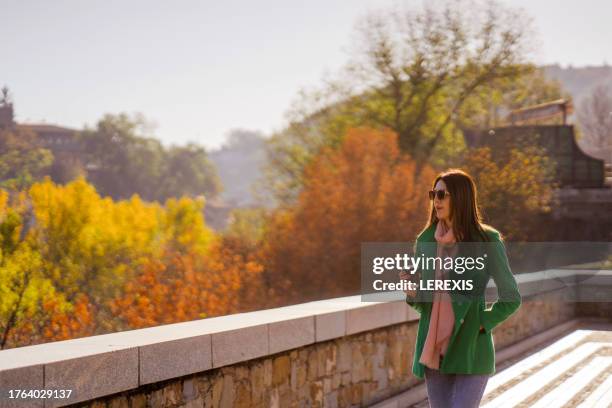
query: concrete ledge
0 365 43 408
269 316 315 354
45 348 138 408
514 270 576 299
315 310 347 342
346 301 409 335
140 334 212 385
212 324 268 368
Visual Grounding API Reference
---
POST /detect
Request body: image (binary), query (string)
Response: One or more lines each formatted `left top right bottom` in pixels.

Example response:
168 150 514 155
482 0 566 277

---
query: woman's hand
399 270 418 298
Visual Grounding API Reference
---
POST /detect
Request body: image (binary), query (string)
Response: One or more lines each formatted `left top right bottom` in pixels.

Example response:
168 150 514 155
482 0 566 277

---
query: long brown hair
423 168 491 242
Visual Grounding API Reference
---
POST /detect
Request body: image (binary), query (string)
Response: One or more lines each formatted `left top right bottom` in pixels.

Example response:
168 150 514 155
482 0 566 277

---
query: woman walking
400 168 522 408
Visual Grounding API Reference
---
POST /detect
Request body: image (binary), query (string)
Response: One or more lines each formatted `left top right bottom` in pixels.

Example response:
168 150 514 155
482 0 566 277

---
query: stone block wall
69 322 421 408
69 288 584 408
2 269 610 408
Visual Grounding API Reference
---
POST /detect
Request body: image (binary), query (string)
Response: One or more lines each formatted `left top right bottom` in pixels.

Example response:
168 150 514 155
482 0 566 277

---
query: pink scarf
419 220 457 370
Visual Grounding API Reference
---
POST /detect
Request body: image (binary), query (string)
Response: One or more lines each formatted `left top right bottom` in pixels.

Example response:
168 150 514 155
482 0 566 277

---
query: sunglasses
428 189 451 201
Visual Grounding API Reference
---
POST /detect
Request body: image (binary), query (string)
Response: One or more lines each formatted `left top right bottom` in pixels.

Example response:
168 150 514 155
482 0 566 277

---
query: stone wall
71 294 589 407
73 323 421 408
1 269 610 408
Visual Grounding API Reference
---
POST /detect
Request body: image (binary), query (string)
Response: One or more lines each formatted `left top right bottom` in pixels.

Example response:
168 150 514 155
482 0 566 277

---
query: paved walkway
412 325 612 408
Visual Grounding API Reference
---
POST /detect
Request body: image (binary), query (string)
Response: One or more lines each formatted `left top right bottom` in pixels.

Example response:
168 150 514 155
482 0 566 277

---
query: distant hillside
542 64 612 103
208 129 269 208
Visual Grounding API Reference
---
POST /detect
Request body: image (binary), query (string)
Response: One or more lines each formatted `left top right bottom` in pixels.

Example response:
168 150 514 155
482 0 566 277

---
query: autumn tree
110 199 265 328
462 145 557 241
0 189 74 349
28 177 162 307
0 176 268 347
262 127 435 303
222 208 279 310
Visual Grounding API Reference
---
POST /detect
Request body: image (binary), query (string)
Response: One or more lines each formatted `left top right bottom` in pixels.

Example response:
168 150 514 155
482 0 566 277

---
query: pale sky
2 0 611 150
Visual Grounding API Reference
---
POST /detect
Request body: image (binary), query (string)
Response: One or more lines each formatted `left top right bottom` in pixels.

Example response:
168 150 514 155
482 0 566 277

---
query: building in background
507 99 573 126
463 100 612 240
0 87 84 176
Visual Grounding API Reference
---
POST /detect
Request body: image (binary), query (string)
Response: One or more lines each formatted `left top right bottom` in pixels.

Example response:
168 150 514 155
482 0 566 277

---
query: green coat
406 221 522 379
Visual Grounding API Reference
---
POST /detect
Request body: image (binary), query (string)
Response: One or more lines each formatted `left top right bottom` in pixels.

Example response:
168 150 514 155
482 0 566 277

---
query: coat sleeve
405 238 424 314
480 231 522 333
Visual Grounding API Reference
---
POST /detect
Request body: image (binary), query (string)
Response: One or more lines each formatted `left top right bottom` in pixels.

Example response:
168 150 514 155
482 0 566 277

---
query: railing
0 268 610 408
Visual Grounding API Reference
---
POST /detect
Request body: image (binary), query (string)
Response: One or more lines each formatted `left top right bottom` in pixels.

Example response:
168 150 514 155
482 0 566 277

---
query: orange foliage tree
261 127 435 303
4 294 97 347
110 239 264 329
40 293 95 342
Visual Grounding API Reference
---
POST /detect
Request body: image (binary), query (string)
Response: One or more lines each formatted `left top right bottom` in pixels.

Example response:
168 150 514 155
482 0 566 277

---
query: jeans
424 366 490 408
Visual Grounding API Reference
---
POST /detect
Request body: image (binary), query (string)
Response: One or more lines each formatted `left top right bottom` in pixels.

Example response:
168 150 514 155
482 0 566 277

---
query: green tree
457 67 570 130
157 143 222 202
80 113 165 201
81 113 221 203
0 127 53 191
265 0 552 206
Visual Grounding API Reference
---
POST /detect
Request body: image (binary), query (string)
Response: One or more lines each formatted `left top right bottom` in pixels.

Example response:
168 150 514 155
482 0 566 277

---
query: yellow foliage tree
463 146 557 241
28 177 162 318
0 189 71 348
1 176 233 346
